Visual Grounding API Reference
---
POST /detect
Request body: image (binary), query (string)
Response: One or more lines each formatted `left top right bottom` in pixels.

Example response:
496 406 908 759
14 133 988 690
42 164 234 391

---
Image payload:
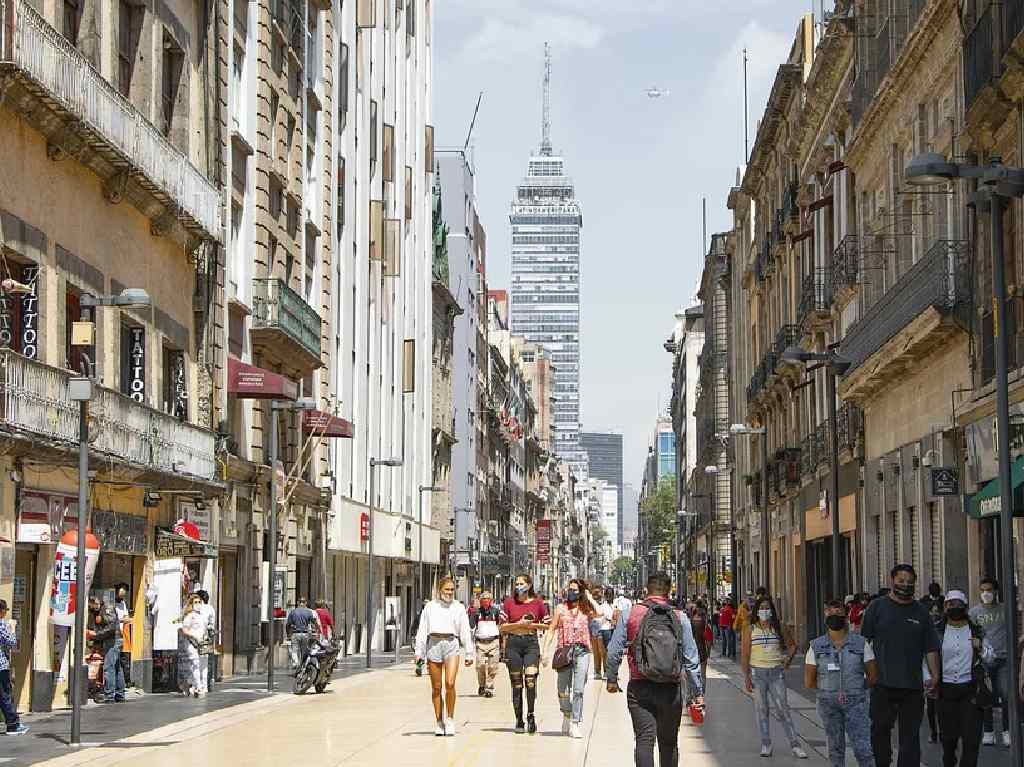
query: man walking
970 577 1010 746
0 600 28 735
606 572 704 767
469 591 501 697
87 596 124 703
285 598 321 672
861 564 940 767
805 599 877 767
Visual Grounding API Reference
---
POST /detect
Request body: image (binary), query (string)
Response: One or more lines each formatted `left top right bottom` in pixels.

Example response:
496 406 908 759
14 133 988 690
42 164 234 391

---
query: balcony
965 3 998 113
774 449 800 496
251 278 323 372
782 183 799 232
836 403 864 457
800 433 817 478
832 235 861 306
840 240 970 402
0 0 222 242
798 271 832 333
0 351 217 483
772 209 785 248
755 237 773 283
772 325 800 371
815 422 832 469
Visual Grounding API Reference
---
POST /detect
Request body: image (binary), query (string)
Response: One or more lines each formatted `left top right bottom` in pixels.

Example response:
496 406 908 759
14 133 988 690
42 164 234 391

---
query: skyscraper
581 432 624 546
510 45 586 474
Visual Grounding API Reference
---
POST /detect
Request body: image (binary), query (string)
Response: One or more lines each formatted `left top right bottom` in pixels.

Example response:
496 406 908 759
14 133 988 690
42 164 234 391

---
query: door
12 549 35 711
218 552 237 678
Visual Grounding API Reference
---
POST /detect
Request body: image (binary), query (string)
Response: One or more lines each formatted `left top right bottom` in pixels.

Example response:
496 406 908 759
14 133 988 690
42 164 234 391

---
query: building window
63 0 80 43
161 32 185 139
117 0 141 97
336 157 346 237
369 100 378 178
65 287 84 374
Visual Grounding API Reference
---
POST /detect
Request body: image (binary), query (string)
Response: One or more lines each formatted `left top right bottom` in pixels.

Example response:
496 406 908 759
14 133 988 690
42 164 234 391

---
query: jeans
103 644 125 701
722 628 736 658
0 669 19 730
869 685 925 767
983 659 1010 734
819 694 875 767
289 632 312 670
627 679 683 767
938 682 983 767
751 666 800 748
556 649 591 723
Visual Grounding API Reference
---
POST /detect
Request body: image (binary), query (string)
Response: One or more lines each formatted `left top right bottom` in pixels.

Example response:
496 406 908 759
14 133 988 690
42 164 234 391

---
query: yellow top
749 625 784 668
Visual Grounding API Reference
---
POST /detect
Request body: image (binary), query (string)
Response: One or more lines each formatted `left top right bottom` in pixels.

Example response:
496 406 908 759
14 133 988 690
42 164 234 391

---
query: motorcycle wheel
293 664 317 695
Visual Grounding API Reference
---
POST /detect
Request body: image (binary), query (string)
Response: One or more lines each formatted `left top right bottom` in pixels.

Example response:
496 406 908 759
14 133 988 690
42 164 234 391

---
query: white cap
844 594 855 603
944 589 967 604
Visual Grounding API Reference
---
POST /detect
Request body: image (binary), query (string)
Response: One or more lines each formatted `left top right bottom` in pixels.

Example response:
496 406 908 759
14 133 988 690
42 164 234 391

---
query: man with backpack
606 572 704 767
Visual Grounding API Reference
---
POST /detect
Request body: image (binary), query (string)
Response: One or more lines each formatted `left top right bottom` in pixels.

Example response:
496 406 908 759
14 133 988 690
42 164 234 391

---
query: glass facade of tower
510 154 586 472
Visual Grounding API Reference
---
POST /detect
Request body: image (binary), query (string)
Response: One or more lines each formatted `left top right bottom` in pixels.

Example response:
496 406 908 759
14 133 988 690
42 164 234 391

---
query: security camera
921 450 936 468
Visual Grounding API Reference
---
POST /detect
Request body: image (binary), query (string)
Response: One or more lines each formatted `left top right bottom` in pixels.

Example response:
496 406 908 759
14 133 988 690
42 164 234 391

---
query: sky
433 1 809 486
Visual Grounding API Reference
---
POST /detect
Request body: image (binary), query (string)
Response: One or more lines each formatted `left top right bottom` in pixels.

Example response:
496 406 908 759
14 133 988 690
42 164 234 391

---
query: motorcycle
293 636 340 694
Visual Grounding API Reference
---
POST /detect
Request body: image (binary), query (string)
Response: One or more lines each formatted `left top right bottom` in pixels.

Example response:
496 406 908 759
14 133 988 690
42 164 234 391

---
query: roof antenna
541 42 552 156
463 91 484 152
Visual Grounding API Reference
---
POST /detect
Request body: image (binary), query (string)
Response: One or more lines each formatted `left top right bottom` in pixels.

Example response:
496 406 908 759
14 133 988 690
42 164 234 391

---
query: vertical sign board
536 519 552 565
20 266 38 359
127 327 145 402
173 352 188 421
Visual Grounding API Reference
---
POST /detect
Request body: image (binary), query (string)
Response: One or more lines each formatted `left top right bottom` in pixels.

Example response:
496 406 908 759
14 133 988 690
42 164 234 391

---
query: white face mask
981 591 996 605
757 609 772 623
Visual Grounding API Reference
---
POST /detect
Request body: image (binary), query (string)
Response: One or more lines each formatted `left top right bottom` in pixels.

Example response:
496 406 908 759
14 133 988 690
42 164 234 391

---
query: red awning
302 409 354 438
227 357 298 401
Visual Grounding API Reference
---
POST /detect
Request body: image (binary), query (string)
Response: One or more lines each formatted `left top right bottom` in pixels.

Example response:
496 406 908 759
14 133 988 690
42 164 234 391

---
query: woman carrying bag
543 578 599 738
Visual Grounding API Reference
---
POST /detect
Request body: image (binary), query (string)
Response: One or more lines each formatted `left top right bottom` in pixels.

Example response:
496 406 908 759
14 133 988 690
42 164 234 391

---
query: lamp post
417 486 443 608
68 289 151 746
781 347 852 602
266 397 317 693
903 153 1024 766
367 457 402 669
729 423 770 594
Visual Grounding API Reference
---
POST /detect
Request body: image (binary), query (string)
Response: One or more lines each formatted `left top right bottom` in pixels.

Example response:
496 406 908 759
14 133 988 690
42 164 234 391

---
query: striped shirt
0 619 17 672
749 626 785 668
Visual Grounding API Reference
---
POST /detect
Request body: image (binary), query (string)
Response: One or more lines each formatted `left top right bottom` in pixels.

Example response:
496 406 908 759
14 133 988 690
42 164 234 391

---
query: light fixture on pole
417 485 443 608
729 422 770 594
70 289 150 747
367 457 403 669
904 153 1024 767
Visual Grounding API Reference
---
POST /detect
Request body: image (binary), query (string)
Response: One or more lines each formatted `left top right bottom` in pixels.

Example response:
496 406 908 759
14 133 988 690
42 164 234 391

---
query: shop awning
155 528 218 559
227 357 298 401
302 409 354 438
968 455 1024 519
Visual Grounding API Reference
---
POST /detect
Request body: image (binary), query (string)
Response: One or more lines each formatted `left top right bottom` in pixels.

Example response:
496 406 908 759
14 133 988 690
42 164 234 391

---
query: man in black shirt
861 564 941 767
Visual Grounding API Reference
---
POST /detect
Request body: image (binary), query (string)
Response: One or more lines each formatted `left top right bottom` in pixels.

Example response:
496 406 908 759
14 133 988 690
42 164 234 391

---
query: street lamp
904 153 1024 767
782 345 851 604
367 457 403 669
730 423 770 594
418 486 443 608
265 397 317 693
69 289 151 746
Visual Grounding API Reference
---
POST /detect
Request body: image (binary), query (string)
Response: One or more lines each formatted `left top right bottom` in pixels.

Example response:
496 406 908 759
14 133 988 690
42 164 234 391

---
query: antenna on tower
541 42 552 156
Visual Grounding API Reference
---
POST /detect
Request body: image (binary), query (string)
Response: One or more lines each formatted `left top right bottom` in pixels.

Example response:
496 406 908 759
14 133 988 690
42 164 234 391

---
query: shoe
478 686 486 697
515 720 526 734
434 721 445 737
759 744 773 757
444 718 455 736
983 732 996 746
114 697 125 703
1004 732 1012 747
561 715 571 735
6 724 29 736
792 746 808 759
594 672 603 680
527 714 537 734
569 722 582 739
484 689 494 698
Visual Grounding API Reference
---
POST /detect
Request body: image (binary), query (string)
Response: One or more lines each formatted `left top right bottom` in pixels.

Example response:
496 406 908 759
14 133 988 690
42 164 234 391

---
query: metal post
417 487 424 608
366 459 376 669
266 401 278 693
762 433 770 594
71 396 88 745
990 192 1022 764
828 366 841 600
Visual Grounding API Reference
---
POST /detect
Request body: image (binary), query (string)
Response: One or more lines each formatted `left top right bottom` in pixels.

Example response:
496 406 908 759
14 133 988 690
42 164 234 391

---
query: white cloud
459 12 605 63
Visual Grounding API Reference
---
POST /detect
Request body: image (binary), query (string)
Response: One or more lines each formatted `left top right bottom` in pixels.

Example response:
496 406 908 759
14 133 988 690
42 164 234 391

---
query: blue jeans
1 669 19 729
557 650 591 723
819 693 875 767
751 666 800 748
103 645 125 700
983 658 1010 734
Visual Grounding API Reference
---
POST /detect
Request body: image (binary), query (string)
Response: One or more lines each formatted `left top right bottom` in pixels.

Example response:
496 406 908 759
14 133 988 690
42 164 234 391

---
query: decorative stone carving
102 169 130 204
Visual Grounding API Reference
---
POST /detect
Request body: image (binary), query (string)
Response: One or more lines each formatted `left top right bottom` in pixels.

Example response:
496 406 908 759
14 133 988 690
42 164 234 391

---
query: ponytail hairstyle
513 573 537 601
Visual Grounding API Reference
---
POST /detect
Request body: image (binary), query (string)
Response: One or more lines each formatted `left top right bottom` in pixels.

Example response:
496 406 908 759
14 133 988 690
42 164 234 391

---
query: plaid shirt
0 619 16 672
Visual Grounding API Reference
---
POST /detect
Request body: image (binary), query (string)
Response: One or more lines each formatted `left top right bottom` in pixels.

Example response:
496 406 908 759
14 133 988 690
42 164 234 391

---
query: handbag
552 644 575 670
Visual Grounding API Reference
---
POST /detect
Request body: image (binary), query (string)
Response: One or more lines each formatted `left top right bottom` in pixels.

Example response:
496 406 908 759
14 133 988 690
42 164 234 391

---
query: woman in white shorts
414 577 475 736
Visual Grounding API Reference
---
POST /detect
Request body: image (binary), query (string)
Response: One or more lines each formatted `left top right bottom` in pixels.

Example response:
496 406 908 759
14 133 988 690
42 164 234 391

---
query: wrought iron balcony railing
965 3 998 111
832 235 861 297
836 403 864 454
800 433 816 478
0 351 216 480
772 325 800 367
251 278 323 362
773 209 785 245
782 183 799 223
841 240 970 372
0 0 222 238
815 421 832 468
798 271 832 328
755 237 773 282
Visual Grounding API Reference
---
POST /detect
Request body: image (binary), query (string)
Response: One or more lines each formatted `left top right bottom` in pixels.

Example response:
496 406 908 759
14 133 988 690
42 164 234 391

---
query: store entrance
12 548 35 711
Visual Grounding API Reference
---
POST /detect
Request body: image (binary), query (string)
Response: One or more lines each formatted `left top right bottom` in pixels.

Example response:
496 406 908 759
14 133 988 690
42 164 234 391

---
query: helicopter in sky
645 86 670 98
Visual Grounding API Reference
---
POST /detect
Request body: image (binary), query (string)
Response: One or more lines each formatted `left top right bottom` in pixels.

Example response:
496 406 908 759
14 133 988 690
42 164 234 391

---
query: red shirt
502 596 548 624
624 597 685 682
849 602 865 627
315 608 334 638
718 605 735 629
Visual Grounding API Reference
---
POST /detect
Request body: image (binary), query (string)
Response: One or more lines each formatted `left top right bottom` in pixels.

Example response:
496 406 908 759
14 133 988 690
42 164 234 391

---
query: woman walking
544 578 599 738
500 574 548 734
176 594 206 697
690 599 711 692
414 577 475 736
741 595 807 758
591 586 614 680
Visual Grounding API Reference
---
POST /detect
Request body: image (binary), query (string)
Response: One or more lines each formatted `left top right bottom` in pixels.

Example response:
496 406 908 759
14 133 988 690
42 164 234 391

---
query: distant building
580 432 624 549
654 417 675 481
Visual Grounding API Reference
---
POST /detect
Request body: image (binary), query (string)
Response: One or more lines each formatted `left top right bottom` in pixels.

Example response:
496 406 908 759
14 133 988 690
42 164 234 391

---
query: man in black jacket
87 597 123 703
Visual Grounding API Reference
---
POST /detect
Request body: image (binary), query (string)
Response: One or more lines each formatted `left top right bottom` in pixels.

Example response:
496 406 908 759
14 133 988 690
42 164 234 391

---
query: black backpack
632 600 683 683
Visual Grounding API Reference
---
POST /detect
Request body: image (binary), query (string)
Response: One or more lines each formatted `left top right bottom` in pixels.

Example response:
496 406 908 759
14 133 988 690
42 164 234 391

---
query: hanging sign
172 351 188 421
19 266 38 360
929 467 959 497
127 327 145 402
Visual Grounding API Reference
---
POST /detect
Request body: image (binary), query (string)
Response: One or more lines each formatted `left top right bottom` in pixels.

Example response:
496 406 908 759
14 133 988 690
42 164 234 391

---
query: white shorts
425 637 462 663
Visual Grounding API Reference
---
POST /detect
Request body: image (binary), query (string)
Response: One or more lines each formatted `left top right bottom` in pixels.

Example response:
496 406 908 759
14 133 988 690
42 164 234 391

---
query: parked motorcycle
293 636 340 694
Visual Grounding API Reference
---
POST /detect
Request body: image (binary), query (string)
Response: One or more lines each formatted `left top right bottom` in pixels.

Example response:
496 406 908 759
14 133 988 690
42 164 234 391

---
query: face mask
893 583 915 599
825 615 848 632
515 585 529 595
757 609 772 623
480 599 492 610
566 591 580 603
981 591 996 605
946 606 967 621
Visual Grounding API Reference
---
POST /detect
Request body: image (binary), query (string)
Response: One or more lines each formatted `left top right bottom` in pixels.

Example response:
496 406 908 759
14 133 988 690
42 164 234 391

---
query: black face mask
892 583 915 599
946 606 967 621
825 615 848 631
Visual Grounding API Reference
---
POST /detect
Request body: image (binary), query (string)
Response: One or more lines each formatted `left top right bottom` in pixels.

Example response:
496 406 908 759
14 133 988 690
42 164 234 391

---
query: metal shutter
875 517 883 588
929 502 942 583
891 511 900 567
909 507 920 576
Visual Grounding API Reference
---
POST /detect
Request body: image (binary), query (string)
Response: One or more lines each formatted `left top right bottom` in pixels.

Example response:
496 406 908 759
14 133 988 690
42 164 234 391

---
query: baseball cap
944 589 967 604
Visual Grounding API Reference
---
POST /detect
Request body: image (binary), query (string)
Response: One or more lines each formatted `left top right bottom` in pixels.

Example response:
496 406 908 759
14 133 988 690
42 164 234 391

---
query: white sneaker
444 718 456 736
569 722 582 739
759 744 773 757
434 721 445 737
561 715 571 735
1004 732 1012 747
983 732 996 746
792 746 808 759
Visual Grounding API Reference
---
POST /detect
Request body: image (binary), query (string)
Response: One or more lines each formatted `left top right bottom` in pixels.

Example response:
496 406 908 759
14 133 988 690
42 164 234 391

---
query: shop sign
172 351 188 421
272 565 287 612
20 266 38 360
90 509 147 555
359 512 370 542
178 498 212 542
536 519 552 564
126 327 145 402
929 467 959 497
17 491 77 543
154 528 217 559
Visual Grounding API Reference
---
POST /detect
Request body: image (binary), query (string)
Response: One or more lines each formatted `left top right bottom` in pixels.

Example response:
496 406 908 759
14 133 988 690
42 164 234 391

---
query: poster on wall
153 557 183 651
0 546 13 583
